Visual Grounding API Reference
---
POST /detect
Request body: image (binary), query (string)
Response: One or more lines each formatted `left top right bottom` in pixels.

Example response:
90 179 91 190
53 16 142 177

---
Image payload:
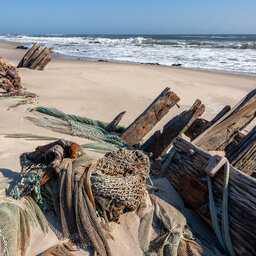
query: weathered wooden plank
193 89 256 152
17 43 39 68
30 47 53 69
226 126 256 175
105 111 126 132
23 46 44 67
121 87 180 146
165 137 256 256
35 56 52 70
141 99 205 158
192 105 231 140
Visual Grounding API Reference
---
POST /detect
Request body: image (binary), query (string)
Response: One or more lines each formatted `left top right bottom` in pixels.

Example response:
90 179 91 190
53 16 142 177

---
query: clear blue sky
1 0 256 34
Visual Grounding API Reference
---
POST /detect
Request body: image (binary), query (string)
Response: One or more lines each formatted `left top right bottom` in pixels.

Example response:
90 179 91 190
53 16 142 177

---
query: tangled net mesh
91 148 150 221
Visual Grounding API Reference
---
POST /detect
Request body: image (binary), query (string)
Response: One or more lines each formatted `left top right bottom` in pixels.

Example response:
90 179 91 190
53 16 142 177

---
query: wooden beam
105 111 126 132
192 105 231 140
141 99 205 158
121 87 180 146
30 47 53 69
17 43 53 70
165 137 256 256
193 89 256 152
23 46 43 67
35 56 51 70
226 126 256 175
17 43 39 68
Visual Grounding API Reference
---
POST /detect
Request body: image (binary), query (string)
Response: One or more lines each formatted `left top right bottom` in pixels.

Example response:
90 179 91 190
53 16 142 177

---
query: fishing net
5 137 220 256
91 148 150 221
9 153 50 211
0 196 49 256
27 107 128 147
7 140 150 256
34 106 126 133
136 193 220 256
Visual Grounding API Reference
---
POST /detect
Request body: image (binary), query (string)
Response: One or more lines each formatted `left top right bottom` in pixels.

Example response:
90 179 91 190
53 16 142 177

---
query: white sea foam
0 34 255 75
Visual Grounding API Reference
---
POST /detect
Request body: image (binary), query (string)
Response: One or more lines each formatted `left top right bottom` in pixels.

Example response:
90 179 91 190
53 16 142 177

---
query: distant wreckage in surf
17 42 53 70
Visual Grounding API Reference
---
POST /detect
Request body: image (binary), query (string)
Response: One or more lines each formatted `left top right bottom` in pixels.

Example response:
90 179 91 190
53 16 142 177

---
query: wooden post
226 126 256 175
141 99 205 158
105 111 126 132
193 89 256 152
165 137 256 256
120 87 180 146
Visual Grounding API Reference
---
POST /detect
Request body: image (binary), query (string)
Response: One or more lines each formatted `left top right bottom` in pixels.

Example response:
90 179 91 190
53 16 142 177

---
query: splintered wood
141 99 205 158
17 43 53 70
121 87 180 146
193 89 256 152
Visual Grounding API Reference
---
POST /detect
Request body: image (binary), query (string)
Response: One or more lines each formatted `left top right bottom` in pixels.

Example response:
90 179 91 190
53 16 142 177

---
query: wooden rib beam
105 111 126 132
192 105 231 140
121 87 180 146
193 89 256 152
226 126 256 175
30 47 53 69
165 137 256 256
17 43 39 68
24 46 43 67
141 99 205 158
17 42 53 70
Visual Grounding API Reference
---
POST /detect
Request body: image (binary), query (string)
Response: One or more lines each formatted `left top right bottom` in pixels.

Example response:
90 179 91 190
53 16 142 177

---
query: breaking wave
0 34 255 75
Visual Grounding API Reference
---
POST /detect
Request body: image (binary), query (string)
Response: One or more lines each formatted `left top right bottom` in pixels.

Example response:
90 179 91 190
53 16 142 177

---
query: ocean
0 34 256 75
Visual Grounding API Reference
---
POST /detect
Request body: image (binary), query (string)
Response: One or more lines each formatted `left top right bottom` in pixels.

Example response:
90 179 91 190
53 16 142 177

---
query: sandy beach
1 39 256 188
0 40 255 255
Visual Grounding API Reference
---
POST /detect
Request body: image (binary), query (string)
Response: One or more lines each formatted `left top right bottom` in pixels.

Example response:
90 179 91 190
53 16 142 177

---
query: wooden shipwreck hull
165 137 256 256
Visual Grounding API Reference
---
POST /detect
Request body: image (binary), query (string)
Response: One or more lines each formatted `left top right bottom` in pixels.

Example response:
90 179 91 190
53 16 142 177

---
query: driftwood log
226 126 256 175
141 99 205 158
105 111 126 132
121 87 180 146
165 137 256 256
17 43 53 70
193 89 256 152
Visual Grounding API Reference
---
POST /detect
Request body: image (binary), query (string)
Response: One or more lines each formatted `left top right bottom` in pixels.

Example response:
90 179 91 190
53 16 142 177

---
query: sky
1 0 256 34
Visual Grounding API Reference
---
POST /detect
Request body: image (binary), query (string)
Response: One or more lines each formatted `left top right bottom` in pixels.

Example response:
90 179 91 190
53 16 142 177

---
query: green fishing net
27 107 129 148
0 197 48 256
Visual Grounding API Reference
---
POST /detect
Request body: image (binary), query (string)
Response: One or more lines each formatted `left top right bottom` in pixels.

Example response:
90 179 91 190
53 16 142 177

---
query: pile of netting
27 107 128 147
90 148 150 222
0 58 37 98
3 138 222 256
7 139 150 256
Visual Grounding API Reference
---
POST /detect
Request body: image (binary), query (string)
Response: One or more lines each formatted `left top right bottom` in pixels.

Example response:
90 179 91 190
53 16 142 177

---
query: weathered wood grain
165 137 256 256
30 47 53 69
226 126 256 175
17 43 39 68
193 89 256 152
105 111 126 132
17 43 53 70
192 105 231 140
121 87 180 146
141 99 205 157
24 46 43 67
